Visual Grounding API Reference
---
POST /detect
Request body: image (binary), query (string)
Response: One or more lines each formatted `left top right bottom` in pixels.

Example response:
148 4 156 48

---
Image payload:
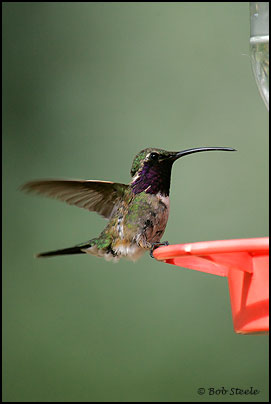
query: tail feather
36 244 89 258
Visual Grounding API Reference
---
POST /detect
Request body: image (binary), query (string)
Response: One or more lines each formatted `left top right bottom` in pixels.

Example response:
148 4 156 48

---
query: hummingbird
21 146 235 262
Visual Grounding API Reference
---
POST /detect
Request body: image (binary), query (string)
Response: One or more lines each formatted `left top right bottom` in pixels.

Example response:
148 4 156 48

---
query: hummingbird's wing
21 179 129 219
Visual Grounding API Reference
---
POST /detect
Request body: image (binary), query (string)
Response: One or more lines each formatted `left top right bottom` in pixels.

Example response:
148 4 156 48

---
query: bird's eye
149 152 159 160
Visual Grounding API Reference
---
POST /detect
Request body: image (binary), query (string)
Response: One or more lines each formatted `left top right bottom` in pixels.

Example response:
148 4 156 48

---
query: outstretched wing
21 179 129 219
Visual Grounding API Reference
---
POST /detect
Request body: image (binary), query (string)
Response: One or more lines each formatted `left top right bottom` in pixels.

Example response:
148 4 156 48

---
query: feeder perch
153 238 269 334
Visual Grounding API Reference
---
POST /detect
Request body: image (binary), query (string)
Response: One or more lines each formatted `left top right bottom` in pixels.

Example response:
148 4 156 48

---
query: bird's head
130 146 236 196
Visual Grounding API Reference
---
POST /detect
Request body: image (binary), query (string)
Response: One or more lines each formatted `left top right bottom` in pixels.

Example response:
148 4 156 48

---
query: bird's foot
150 241 169 258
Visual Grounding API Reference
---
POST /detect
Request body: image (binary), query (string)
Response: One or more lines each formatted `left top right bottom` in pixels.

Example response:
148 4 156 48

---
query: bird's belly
114 242 145 262
83 242 144 262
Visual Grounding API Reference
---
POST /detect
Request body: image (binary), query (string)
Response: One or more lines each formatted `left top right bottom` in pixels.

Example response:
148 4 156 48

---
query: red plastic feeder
153 238 269 334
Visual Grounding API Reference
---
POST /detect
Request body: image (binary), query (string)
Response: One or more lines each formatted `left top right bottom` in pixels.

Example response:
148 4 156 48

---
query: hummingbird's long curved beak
172 147 236 161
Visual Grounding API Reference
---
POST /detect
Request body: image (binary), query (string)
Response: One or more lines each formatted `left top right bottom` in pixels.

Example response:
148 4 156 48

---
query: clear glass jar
250 2 269 110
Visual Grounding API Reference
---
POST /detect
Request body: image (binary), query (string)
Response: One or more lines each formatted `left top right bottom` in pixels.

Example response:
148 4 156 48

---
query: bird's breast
157 194 170 211
146 193 170 242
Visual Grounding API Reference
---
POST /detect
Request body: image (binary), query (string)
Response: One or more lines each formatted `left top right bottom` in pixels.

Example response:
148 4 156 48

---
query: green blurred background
3 2 268 402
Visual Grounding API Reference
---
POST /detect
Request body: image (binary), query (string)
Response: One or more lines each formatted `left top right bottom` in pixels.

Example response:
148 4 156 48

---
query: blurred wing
21 179 128 219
